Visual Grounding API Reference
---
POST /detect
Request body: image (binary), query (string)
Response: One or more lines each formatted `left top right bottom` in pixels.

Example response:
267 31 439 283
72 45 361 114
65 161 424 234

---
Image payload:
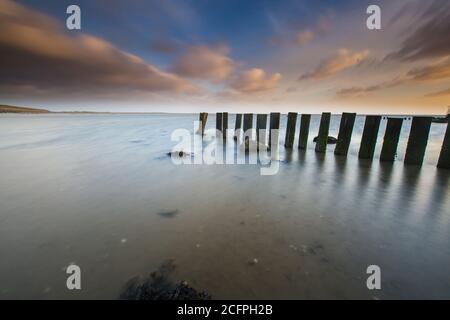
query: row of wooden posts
197 112 450 169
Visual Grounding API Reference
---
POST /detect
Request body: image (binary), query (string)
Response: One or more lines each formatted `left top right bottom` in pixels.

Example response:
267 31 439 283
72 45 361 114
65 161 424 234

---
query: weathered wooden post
223 112 228 143
404 117 432 166
358 115 381 159
197 112 208 135
269 112 280 149
256 114 268 147
197 113 203 131
334 112 356 156
315 112 331 153
380 117 403 162
298 114 311 150
284 112 298 148
216 112 223 141
243 113 253 147
437 119 450 169
201 113 208 135
234 114 242 141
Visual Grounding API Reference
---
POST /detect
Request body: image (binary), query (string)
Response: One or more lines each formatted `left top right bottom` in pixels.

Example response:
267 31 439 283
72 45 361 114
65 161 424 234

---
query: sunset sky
1 0 449 114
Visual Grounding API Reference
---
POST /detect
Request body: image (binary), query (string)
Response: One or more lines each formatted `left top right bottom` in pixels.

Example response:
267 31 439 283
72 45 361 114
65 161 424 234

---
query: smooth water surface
0 114 449 299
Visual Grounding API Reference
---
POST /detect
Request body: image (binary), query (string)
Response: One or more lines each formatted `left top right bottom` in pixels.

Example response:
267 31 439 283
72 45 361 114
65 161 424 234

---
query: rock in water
120 279 211 300
157 209 179 218
119 260 211 300
313 136 337 144
166 151 193 157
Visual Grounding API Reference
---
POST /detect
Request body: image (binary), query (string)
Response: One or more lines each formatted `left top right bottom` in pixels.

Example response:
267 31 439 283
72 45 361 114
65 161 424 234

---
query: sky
0 0 449 114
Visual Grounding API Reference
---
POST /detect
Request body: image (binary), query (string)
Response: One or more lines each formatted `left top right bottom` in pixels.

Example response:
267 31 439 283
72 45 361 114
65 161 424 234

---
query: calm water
0 113 449 299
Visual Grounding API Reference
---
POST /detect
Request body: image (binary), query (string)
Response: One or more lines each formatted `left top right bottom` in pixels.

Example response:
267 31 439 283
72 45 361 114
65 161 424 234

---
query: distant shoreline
0 105 51 114
0 104 447 117
0 105 174 115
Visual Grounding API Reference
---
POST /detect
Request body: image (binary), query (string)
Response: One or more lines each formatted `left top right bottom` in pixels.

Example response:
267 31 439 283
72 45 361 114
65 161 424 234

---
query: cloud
299 49 369 80
425 88 450 98
170 44 234 82
335 77 406 98
336 86 381 98
336 56 450 98
386 1 450 61
230 68 281 93
296 30 314 45
0 0 197 97
407 56 450 81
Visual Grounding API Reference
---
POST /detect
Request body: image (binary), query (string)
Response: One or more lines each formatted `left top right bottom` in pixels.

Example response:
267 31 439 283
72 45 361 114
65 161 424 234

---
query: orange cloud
231 68 281 93
171 44 234 82
299 48 369 80
0 0 197 96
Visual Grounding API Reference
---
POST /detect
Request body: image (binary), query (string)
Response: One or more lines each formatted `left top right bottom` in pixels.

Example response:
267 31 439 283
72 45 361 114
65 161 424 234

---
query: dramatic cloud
170 44 234 82
1 0 448 113
386 1 450 61
0 0 197 96
230 68 281 93
296 30 314 45
299 49 369 80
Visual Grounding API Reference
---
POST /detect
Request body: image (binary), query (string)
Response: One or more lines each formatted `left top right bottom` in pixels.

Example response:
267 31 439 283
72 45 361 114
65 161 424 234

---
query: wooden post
197 112 203 133
404 116 432 166
201 113 208 135
234 114 242 141
358 115 381 159
243 113 253 146
256 114 268 147
222 112 228 143
269 112 280 149
315 112 331 153
380 117 403 162
216 112 223 141
298 114 311 150
284 112 298 148
334 112 356 156
437 119 450 169
197 112 208 135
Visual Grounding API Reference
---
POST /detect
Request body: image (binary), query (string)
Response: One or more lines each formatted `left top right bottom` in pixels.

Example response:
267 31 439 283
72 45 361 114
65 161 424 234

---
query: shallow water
0 113 449 299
